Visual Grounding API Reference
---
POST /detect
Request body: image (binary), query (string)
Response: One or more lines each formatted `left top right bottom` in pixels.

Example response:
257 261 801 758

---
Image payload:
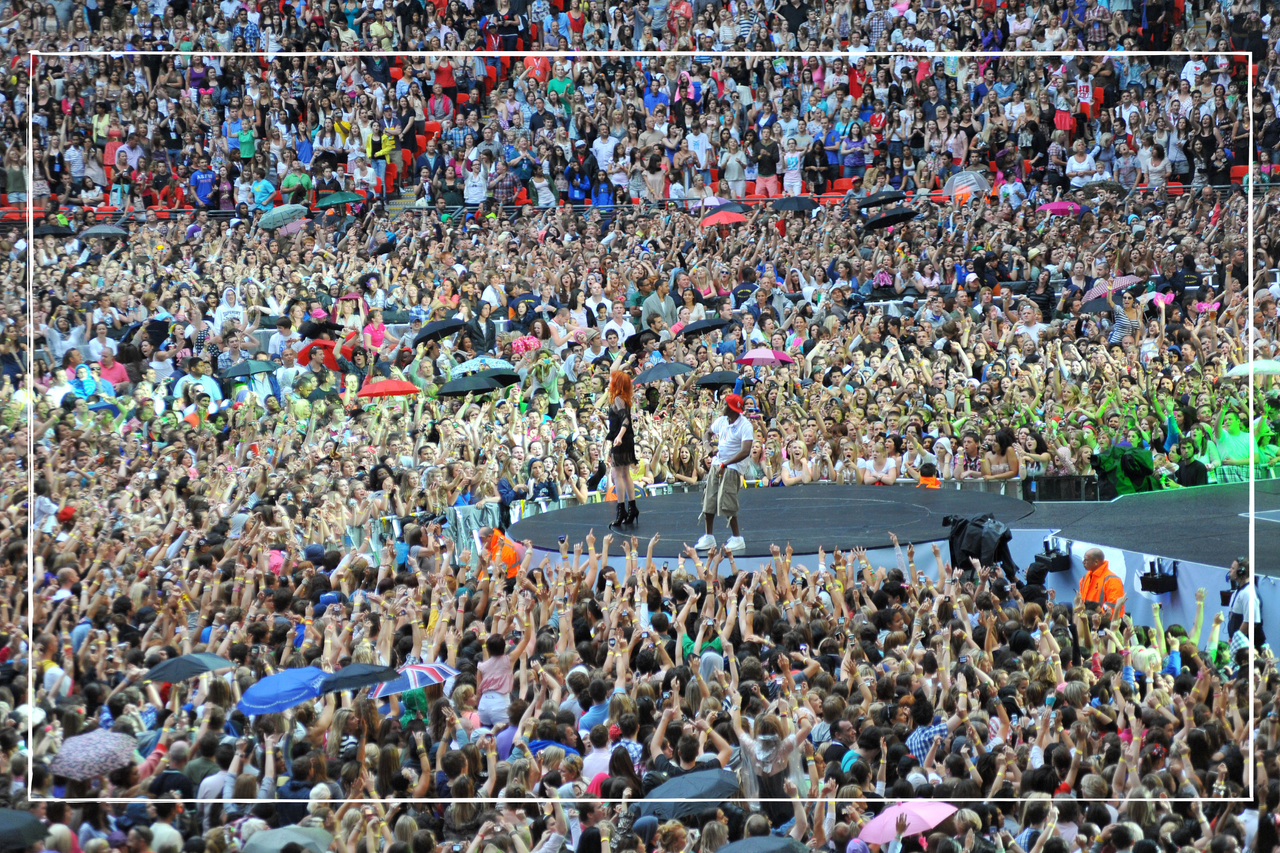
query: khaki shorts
703 466 742 518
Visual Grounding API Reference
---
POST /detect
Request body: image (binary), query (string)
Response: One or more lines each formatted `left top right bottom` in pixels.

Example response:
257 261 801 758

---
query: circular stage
507 486 1035 558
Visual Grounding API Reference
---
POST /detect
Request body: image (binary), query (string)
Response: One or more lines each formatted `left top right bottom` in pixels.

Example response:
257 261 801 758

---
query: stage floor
507 486 1034 559
1014 480 1280 574
508 481 1277 569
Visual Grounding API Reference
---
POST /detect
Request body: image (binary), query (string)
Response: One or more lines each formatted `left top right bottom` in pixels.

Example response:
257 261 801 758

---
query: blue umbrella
237 667 327 715
453 356 515 376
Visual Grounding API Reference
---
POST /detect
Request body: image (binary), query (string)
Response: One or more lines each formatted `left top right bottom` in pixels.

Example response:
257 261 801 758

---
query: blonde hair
46 825 73 853
540 746 566 773
656 821 687 853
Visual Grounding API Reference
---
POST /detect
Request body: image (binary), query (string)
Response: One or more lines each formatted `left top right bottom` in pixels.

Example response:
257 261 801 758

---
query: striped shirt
64 145 85 180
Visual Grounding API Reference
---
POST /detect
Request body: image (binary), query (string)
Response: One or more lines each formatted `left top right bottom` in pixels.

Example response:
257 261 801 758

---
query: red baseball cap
724 394 744 413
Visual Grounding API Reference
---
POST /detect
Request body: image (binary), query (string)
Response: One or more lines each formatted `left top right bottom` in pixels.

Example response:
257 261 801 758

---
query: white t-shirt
711 414 755 474
858 456 898 477
686 131 712 169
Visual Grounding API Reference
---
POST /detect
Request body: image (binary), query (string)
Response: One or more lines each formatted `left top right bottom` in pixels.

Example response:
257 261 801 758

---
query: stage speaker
1139 557 1179 595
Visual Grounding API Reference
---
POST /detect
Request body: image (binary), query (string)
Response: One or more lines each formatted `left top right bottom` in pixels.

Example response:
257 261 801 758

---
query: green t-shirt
547 77 575 100
1216 428 1255 464
680 633 723 660
282 173 313 193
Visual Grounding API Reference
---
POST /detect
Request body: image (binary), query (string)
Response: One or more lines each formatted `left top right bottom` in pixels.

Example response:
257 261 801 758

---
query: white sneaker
695 534 717 551
724 536 746 552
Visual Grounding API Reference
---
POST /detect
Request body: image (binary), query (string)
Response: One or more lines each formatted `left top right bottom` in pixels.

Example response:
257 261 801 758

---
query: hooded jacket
212 287 244 332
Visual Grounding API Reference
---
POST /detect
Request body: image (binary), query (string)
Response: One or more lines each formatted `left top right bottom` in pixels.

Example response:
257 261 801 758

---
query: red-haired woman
606 370 639 527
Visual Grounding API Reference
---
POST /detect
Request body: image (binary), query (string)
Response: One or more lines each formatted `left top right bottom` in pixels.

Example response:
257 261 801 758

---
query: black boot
613 500 627 528
625 500 639 526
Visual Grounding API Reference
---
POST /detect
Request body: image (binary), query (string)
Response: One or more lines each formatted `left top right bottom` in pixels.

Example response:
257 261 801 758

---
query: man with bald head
1079 548 1126 618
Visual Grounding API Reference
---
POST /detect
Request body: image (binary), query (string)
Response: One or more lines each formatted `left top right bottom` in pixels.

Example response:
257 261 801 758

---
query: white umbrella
943 170 992 197
243 827 333 853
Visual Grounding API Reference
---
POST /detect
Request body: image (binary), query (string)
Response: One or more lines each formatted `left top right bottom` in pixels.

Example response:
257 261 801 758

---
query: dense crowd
10 0 1280 846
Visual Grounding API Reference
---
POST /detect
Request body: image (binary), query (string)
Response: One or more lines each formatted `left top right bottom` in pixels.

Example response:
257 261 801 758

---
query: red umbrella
701 210 747 228
339 330 359 362
357 379 420 398
298 339 340 370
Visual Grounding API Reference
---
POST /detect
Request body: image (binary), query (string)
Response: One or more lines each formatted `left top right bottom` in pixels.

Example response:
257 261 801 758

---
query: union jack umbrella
369 662 460 700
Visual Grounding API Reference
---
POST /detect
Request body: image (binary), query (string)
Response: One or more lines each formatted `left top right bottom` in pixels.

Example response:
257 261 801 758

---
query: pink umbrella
1037 201 1080 215
277 217 311 236
858 801 958 845
1083 278 1134 300
735 347 794 366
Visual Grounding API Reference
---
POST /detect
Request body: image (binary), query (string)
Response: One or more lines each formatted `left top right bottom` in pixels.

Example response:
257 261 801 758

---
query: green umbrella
258 204 309 230
319 191 365 206
1227 359 1280 378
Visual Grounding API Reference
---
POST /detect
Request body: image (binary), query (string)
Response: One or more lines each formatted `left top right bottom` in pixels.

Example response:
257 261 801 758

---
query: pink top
477 654 513 696
363 322 386 348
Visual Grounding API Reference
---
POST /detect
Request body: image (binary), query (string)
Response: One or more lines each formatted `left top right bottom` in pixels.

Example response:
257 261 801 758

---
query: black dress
607 400 637 466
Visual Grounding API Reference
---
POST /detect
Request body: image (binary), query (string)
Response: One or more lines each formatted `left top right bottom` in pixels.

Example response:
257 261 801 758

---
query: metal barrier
1025 476 1101 502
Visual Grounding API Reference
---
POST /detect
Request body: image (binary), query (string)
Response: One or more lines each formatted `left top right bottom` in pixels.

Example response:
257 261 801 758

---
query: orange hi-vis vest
1079 562 1126 618
485 530 523 579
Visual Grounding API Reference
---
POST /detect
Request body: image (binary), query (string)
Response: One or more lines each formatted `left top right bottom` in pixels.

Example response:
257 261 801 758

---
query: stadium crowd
9 0 1280 847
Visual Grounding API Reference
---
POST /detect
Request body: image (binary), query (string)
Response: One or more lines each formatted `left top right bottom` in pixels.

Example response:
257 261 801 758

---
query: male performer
696 393 754 553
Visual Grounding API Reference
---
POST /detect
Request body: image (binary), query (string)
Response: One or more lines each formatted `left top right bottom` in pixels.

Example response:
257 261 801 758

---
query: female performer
607 371 639 527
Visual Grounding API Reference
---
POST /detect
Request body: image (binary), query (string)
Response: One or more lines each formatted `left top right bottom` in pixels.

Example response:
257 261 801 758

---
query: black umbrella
696 370 739 389
476 368 522 388
638 769 740 819
319 663 400 694
412 319 466 348
146 653 235 683
625 329 660 355
223 360 279 379
718 837 809 853
864 207 919 230
702 201 751 214
772 196 819 212
0 808 50 850
679 317 728 338
80 224 130 240
635 362 693 384
299 320 346 339
857 190 908 209
1080 297 1114 314
34 224 74 237
142 318 173 347
437 375 501 397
